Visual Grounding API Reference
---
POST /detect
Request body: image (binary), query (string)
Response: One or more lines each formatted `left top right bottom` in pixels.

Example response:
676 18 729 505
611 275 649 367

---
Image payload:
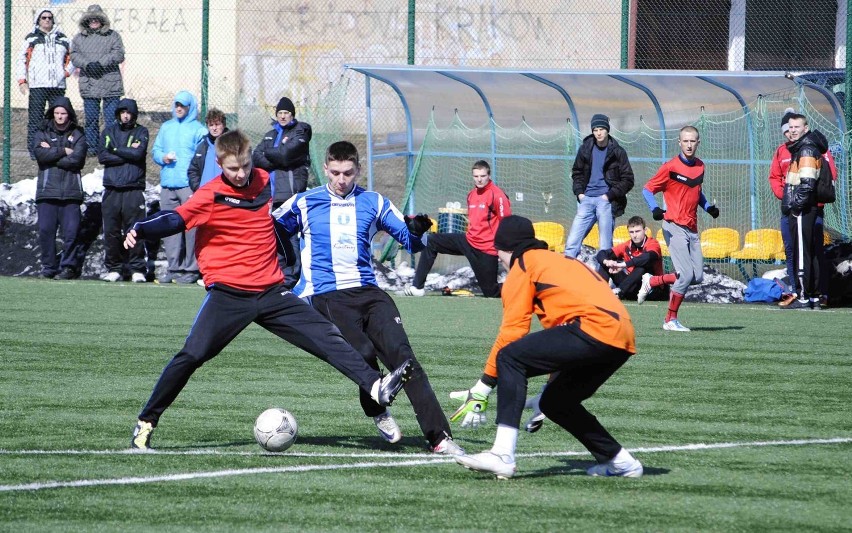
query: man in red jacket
399 160 511 297
595 216 667 300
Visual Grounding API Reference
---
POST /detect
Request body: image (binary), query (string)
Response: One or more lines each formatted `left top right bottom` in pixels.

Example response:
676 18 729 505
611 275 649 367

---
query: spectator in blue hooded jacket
151 90 207 284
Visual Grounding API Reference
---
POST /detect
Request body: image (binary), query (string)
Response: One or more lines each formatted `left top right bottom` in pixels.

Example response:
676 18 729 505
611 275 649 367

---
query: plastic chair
655 228 670 256
730 229 784 280
581 224 599 249
612 225 630 247
700 228 740 259
533 221 566 253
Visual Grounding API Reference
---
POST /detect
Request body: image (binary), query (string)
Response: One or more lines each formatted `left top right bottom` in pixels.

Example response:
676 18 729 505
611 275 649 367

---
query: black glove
405 214 433 236
652 207 666 221
85 61 103 77
706 205 720 219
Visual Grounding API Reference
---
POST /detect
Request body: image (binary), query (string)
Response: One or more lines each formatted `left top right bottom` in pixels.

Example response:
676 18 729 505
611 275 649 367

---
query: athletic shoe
373 411 402 443
432 437 466 456
396 286 425 297
777 293 797 307
456 451 516 479
525 411 547 433
130 420 154 450
56 268 77 280
819 295 829 309
156 272 178 284
175 272 200 284
587 449 643 478
196 278 206 287
637 273 652 304
784 298 811 310
810 298 821 311
102 271 122 282
663 319 690 332
131 272 146 283
374 359 413 406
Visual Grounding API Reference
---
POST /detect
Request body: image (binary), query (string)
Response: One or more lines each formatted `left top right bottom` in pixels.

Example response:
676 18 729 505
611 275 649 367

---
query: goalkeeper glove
706 205 720 219
449 380 492 428
405 213 433 236
652 207 666 221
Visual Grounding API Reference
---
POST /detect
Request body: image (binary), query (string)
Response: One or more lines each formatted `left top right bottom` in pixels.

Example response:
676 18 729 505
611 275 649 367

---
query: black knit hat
590 113 610 132
494 216 537 251
276 97 296 115
781 107 795 134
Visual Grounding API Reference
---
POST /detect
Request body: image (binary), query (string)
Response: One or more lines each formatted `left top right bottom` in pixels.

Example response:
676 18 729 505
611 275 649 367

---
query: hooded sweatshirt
16 8 74 89
70 4 125 98
33 96 87 202
99 98 149 189
151 90 208 188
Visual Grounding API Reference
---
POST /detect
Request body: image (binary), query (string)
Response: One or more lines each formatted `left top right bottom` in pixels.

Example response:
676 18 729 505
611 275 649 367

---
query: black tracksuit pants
412 232 500 297
138 284 381 425
102 188 146 274
311 286 452 447
790 208 819 299
495 322 631 463
595 249 647 299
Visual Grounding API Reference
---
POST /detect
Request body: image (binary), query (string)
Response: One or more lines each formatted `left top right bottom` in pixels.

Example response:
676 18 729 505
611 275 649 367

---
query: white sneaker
637 273 652 304
432 437 465 456
455 451 516 479
396 286 425 297
196 278 205 287
663 319 690 332
373 411 402 443
101 271 121 282
131 272 146 283
587 449 643 478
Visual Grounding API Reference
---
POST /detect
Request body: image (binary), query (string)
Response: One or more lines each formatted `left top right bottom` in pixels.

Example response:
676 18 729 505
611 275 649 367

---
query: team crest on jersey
337 213 351 225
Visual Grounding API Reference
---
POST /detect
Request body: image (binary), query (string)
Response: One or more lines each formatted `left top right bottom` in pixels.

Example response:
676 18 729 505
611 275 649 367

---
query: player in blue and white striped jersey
272 141 463 455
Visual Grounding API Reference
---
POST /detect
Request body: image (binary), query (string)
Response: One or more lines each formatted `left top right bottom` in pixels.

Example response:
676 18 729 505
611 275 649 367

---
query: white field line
1 437 849 492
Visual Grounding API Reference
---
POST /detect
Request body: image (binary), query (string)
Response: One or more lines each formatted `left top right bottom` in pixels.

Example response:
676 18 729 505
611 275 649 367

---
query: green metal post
200 0 210 118
620 0 629 69
3 0 12 183
407 0 415 65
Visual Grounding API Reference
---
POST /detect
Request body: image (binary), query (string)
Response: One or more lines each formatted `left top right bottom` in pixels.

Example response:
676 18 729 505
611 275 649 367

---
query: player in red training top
641 126 720 332
123 130 411 450
398 159 511 297
595 215 671 300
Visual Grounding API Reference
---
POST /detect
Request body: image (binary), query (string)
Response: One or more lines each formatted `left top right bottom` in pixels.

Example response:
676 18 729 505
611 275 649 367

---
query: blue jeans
83 97 120 154
564 195 613 258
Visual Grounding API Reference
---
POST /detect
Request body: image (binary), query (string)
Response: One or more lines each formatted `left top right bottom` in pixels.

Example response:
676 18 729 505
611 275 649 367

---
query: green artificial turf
0 276 850 532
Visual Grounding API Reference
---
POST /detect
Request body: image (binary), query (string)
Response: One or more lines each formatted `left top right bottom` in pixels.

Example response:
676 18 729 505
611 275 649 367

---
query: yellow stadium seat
581 224 599 249
655 229 669 256
700 228 740 259
730 229 784 261
533 221 566 253
428 217 438 233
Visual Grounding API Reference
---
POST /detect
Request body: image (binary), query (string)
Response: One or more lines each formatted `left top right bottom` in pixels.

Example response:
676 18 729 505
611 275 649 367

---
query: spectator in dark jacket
71 4 125 156
33 96 87 279
252 96 312 288
564 114 634 258
188 108 229 191
98 98 148 282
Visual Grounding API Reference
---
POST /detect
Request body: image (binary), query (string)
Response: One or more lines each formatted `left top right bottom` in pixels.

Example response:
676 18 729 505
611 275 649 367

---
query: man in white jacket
16 7 74 159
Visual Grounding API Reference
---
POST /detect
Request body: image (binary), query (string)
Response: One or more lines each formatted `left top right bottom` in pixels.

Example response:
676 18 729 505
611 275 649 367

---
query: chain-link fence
2 1 849 187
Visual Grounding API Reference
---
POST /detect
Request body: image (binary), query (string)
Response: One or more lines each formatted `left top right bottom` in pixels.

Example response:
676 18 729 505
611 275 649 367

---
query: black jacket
571 134 634 218
782 130 828 215
188 129 229 191
252 119 312 203
33 96 87 203
98 98 148 190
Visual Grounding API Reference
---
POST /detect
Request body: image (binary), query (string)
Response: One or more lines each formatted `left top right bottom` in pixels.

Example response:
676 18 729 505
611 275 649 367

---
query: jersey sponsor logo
668 170 703 187
333 234 356 251
213 182 272 211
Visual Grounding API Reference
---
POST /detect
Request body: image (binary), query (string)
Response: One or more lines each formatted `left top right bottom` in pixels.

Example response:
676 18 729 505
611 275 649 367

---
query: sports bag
744 278 784 303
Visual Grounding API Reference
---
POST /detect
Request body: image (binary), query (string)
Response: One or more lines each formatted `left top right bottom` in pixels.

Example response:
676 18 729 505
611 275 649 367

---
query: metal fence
2 0 850 185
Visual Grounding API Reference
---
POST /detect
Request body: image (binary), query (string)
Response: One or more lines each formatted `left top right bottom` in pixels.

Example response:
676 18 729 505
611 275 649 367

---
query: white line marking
1 437 849 492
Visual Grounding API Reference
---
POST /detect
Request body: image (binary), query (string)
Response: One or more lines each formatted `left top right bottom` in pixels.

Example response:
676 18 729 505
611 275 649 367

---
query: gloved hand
706 205 720 219
85 61 103 77
652 207 666 221
449 389 488 428
405 214 433 236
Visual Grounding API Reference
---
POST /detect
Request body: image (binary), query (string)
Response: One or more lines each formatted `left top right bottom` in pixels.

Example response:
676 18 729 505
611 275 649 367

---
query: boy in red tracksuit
400 160 511 297
123 130 411 450
595 215 669 300
641 126 720 332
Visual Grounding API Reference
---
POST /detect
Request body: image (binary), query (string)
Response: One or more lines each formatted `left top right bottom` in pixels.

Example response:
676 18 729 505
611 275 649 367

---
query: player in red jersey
641 126 720 332
398 160 511 297
123 130 411 450
595 215 670 300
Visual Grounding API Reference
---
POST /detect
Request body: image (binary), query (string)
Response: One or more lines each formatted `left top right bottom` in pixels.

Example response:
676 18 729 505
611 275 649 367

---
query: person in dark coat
33 96 87 279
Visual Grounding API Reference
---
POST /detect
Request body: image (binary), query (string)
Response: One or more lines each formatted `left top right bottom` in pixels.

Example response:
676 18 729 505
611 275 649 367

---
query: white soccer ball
253 408 298 452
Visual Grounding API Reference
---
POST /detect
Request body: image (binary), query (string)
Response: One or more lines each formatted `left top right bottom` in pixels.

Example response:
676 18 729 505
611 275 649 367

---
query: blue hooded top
151 90 207 188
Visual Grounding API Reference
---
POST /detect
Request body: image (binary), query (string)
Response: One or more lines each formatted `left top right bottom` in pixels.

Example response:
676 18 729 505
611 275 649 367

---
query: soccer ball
253 408 298 452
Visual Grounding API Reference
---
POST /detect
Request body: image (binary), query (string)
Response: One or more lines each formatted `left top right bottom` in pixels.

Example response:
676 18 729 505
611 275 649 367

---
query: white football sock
490 424 518 459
